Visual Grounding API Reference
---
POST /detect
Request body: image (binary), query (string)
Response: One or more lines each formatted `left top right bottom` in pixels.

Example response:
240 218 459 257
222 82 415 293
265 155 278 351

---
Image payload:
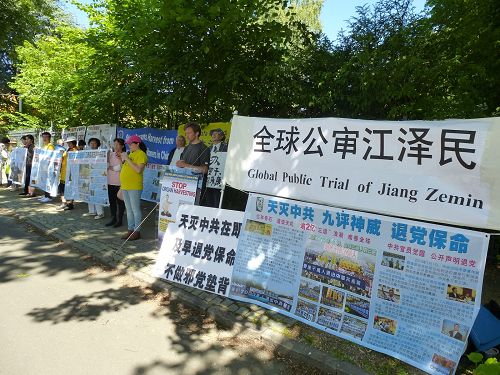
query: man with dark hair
176 122 210 204
77 139 86 150
176 123 210 175
19 134 35 196
449 324 463 341
38 132 56 203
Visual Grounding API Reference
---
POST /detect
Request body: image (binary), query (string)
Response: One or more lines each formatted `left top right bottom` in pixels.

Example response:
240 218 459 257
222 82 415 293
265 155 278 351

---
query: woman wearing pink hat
118 135 148 240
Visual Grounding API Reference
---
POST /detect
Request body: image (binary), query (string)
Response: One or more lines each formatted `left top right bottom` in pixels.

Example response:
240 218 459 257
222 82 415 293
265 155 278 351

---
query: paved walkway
0 213 329 375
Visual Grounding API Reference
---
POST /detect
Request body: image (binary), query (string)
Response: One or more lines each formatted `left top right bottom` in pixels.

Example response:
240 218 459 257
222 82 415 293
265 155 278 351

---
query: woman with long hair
119 135 148 240
105 138 126 227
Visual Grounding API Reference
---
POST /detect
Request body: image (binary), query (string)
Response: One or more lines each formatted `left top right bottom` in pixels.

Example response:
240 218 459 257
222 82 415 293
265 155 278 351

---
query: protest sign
225 115 500 230
142 163 166 202
62 126 86 142
158 166 201 241
85 124 116 149
8 129 37 147
30 148 63 196
117 127 177 165
9 147 27 185
207 152 226 189
64 150 109 205
230 193 489 375
153 205 243 296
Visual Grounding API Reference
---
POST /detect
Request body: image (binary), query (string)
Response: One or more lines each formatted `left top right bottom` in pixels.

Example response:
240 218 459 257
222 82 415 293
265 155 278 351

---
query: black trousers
24 165 32 194
202 187 222 208
108 185 125 222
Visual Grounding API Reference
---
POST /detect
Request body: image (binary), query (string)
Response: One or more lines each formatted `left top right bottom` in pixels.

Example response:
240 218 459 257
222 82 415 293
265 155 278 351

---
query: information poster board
153 205 243 296
62 126 86 142
230 193 489 375
85 124 116 150
9 147 27 185
64 150 109 205
141 163 166 202
30 148 63 196
158 166 200 242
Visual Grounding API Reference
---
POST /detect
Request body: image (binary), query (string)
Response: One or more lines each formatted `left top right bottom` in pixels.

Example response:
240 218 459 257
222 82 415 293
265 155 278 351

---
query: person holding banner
119 135 148 240
105 138 126 228
85 138 105 219
38 132 55 203
19 134 35 197
57 137 78 211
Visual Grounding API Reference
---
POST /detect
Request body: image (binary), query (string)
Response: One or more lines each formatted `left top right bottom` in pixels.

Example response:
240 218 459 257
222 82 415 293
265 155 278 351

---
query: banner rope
115 202 159 253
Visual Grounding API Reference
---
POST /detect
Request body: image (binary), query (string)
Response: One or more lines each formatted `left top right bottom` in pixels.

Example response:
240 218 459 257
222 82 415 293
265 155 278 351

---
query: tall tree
0 0 59 94
10 25 95 127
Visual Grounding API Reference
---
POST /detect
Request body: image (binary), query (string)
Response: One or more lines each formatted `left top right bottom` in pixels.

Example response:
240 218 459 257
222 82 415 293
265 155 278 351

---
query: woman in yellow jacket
119 135 147 241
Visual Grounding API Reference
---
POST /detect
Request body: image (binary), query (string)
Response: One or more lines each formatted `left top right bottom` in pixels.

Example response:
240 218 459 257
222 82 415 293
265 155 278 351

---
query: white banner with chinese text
207 152 226 189
224 116 500 230
153 205 243 297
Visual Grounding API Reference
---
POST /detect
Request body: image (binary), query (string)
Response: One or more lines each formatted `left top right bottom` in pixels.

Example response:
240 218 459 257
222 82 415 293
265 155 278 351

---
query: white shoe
82 213 96 217
94 214 105 220
38 196 45 201
40 197 52 203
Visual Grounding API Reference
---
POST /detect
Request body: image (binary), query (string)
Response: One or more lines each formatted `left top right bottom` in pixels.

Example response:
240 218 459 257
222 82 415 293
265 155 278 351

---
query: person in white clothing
166 136 186 165
84 138 105 220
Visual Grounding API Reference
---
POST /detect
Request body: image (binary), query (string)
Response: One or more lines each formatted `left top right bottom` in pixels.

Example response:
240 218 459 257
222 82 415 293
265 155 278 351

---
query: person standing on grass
57 137 78 211
105 138 126 228
38 132 56 203
119 135 147 241
19 134 35 197
84 138 105 220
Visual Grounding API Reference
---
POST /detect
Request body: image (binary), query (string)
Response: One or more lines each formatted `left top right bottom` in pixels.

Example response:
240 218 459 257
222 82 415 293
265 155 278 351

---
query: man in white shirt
167 136 186 165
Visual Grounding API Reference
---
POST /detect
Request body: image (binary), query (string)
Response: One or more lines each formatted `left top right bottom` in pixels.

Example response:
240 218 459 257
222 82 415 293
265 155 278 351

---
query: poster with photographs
30 148 63 196
64 150 109 205
141 163 166 202
9 147 27 185
85 124 116 150
62 126 86 142
230 193 489 375
158 166 201 242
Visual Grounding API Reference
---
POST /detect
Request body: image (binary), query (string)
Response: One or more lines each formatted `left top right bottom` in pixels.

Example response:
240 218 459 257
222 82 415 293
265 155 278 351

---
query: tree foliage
3 0 499 129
